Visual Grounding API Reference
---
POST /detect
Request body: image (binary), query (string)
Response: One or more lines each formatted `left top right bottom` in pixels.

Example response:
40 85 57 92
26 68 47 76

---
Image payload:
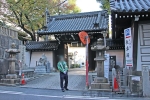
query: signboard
131 76 140 81
104 54 109 79
124 28 133 67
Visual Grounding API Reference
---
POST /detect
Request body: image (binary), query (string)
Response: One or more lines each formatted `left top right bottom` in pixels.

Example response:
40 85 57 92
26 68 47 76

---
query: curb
0 74 51 87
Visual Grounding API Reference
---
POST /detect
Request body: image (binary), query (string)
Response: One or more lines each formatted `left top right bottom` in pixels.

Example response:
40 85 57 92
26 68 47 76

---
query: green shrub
70 64 80 68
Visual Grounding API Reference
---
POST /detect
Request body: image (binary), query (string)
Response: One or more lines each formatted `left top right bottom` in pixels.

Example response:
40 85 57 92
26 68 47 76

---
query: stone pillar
8 54 16 74
1 43 20 84
19 45 26 68
97 61 104 77
142 65 150 97
123 68 127 86
112 68 116 89
90 38 110 91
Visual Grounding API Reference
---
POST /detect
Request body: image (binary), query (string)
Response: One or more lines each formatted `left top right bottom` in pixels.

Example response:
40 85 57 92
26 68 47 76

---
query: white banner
124 28 133 67
104 54 109 79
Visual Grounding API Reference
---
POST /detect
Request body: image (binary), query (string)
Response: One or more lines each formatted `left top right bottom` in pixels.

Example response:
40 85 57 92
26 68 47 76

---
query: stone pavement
20 67 89 90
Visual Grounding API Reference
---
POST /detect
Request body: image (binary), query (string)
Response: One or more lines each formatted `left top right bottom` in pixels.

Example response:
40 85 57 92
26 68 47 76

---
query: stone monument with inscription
142 65 150 97
1 43 20 84
91 38 111 91
19 45 26 68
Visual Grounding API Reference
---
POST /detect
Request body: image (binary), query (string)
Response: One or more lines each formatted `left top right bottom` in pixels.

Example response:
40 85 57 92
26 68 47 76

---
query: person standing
57 56 69 92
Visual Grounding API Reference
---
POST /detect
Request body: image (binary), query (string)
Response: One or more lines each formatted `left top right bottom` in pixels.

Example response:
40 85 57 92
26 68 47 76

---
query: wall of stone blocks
0 26 22 75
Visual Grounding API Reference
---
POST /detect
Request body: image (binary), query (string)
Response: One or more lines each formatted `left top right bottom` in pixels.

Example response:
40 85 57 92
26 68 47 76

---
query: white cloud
76 0 101 12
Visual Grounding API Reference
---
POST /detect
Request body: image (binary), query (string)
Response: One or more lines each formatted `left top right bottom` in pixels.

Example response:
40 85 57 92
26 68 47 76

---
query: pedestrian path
20 67 88 90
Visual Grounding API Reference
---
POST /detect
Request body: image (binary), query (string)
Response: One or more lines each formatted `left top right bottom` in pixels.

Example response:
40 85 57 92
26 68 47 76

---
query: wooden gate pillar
54 42 68 69
88 44 96 71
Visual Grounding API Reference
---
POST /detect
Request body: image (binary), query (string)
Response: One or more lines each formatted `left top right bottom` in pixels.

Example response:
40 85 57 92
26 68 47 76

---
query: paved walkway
20 67 89 90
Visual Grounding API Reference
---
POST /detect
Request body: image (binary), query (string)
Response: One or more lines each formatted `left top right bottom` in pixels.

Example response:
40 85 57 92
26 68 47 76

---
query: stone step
93 77 108 83
35 68 46 69
1 78 20 84
6 74 17 79
35 71 46 73
89 89 112 92
91 83 110 89
35 69 46 71
35 67 46 68
34 67 47 73
35 68 46 70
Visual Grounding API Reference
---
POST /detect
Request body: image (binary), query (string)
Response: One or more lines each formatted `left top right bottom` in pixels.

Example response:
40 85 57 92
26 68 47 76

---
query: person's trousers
60 72 68 90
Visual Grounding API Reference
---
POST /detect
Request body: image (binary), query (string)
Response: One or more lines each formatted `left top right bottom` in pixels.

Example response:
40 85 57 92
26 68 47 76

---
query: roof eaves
50 10 107 19
37 28 107 35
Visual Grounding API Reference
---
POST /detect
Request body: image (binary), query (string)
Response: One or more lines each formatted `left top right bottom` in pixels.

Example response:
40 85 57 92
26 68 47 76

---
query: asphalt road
0 93 111 100
0 86 149 100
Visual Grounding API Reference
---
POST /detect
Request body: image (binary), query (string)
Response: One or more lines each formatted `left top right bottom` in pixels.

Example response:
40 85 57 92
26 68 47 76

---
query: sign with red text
124 28 133 67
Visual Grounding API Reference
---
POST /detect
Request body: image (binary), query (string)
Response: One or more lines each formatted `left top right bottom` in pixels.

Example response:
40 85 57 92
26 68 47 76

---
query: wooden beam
112 12 116 39
132 21 138 71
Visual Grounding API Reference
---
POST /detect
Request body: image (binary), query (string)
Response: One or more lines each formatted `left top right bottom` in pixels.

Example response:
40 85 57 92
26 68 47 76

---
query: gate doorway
37 11 108 71
23 11 108 90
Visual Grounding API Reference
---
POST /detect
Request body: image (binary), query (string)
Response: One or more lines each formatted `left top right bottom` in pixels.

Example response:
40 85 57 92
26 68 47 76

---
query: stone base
90 77 110 91
91 83 110 89
0 74 20 85
6 74 17 79
1 78 20 84
34 66 46 74
94 77 107 83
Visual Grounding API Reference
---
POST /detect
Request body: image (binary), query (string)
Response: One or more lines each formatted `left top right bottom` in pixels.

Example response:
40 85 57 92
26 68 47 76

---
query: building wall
68 47 124 68
137 23 150 71
106 50 124 67
25 51 30 67
30 51 53 68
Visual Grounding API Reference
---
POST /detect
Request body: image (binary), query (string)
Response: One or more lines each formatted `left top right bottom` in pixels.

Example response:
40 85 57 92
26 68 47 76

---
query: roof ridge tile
110 0 150 12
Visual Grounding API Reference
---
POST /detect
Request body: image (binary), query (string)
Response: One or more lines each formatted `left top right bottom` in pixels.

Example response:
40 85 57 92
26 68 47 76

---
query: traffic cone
21 73 26 85
113 77 119 92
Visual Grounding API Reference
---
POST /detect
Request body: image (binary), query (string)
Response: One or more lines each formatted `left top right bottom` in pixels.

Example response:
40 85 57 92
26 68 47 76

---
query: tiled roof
37 11 108 35
26 41 59 51
110 0 150 12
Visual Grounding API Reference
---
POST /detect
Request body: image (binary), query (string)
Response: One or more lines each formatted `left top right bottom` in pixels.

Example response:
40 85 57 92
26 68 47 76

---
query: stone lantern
1 43 20 84
90 36 110 91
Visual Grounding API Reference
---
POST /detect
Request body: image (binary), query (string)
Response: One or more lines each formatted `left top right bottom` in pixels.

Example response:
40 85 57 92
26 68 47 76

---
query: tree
96 0 110 14
49 0 81 14
0 0 81 41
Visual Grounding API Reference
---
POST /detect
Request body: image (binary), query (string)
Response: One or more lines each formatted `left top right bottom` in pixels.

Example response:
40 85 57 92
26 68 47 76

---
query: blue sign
125 28 130 37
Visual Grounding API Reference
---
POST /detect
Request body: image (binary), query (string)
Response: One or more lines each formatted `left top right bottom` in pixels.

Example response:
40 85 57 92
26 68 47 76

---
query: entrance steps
89 89 112 92
34 66 46 74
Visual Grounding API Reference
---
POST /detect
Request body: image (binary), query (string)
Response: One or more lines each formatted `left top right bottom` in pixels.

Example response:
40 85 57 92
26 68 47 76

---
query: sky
76 0 111 38
76 0 101 12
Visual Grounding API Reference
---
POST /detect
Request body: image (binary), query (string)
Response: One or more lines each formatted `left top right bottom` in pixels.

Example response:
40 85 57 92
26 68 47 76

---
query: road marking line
0 90 23 94
0 90 110 99
64 95 109 99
